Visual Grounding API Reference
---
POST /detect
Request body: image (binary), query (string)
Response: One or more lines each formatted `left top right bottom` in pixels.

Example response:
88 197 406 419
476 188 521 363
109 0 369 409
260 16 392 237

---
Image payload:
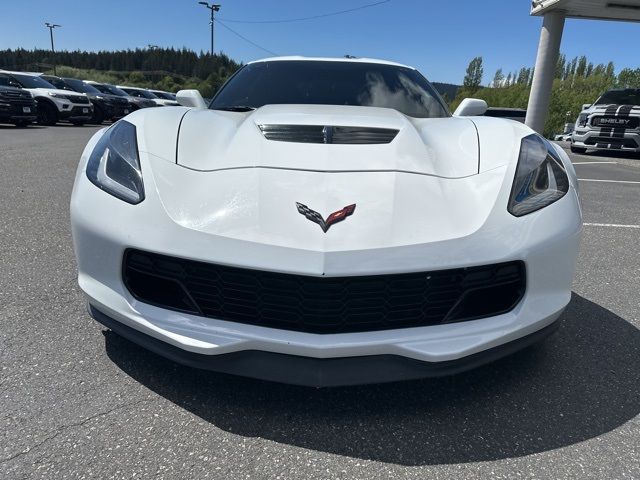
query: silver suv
571 88 640 154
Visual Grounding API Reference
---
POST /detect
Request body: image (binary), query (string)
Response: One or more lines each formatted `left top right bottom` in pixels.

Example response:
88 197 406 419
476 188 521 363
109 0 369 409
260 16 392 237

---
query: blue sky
0 0 638 84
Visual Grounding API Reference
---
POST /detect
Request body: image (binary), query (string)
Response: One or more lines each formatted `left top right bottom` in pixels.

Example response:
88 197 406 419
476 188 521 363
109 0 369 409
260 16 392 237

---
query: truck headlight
576 113 588 127
508 134 569 217
86 121 144 204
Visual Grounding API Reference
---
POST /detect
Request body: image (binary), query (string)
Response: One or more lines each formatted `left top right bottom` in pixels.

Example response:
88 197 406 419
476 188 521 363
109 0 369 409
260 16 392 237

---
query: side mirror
176 89 207 109
582 104 591 111
453 98 488 117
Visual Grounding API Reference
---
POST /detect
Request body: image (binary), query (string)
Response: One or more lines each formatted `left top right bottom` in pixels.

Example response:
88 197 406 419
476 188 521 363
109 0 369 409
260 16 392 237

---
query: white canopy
531 0 640 22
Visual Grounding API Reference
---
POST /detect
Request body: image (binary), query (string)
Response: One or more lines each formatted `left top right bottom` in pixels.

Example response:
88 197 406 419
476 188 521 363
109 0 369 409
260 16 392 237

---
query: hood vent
258 124 399 144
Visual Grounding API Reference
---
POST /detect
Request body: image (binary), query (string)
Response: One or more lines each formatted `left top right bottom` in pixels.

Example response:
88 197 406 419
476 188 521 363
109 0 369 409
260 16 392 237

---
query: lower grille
585 137 639 148
0 90 33 101
68 95 90 104
123 250 526 334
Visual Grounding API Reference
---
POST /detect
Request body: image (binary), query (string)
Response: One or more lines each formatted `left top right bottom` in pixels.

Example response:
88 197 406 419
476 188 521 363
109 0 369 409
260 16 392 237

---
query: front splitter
90 305 560 387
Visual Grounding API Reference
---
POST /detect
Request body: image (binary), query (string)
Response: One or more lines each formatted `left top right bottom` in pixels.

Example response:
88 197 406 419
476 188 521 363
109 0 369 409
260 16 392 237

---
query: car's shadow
579 148 640 160
0 124 46 130
104 293 639 466
586 150 640 160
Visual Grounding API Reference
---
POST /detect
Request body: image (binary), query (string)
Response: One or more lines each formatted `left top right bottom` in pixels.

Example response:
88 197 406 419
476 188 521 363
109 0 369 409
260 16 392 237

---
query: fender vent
258 124 399 144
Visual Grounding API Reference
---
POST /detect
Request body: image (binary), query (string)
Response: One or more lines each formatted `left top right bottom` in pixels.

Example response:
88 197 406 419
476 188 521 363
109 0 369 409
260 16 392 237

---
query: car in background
149 89 178 103
0 70 92 126
42 75 132 124
484 107 526 123
0 84 37 127
571 88 640 154
85 81 157 111
117 85 179 106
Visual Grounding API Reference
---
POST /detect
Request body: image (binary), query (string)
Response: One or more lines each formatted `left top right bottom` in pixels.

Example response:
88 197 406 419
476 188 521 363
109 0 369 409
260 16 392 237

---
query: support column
525 11 565 134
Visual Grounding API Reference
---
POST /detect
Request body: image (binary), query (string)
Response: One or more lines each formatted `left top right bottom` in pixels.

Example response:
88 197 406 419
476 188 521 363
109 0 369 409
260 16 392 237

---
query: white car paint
71 57 582 385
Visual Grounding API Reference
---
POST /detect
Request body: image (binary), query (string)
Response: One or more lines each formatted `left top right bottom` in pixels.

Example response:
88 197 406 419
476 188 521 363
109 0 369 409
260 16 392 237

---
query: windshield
11 74 57 89
152 91 175 100
210 60 449 118
595 89 640 106
64 78 101 94
123 88 158 99
94 84 129 97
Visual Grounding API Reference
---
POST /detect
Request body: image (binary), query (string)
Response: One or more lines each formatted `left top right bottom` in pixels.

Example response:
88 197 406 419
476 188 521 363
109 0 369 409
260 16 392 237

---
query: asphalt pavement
1 126 638 479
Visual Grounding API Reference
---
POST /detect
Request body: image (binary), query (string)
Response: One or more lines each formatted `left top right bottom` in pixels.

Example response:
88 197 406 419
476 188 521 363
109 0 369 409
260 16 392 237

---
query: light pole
45 22 61 75
198 2 221 55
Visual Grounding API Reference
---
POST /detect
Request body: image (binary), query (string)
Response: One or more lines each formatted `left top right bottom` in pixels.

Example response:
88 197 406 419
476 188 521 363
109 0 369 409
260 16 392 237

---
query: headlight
508 134 569 217
47 92 73 102
86 121 144 204
576 113 588 127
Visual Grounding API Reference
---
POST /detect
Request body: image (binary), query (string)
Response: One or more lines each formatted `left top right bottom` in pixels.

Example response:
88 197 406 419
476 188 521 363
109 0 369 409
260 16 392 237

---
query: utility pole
45 23 61 75
198 2 221 55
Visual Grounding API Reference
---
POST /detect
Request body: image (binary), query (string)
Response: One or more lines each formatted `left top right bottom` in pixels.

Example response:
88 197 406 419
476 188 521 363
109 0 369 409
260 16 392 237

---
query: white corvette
71 57 582 386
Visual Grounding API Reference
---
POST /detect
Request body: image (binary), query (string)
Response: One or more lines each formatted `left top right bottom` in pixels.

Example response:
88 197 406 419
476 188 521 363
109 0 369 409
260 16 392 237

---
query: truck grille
592 116 639 129
123 249 526 334
68 95 91 104
0 89 32 101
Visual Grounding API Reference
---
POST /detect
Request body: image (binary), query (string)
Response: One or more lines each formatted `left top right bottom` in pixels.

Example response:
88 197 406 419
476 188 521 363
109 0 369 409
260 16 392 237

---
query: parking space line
584 223 640 229
578 178 640 184
572 161 618 165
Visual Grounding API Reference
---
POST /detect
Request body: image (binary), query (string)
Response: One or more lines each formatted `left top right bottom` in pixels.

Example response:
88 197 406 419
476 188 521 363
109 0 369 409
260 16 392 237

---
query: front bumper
99 101 131 120
71 143 582 385
572 127 640 152
110 104 132 120
59 104 93 122
91 305 561 387
0 101 37 123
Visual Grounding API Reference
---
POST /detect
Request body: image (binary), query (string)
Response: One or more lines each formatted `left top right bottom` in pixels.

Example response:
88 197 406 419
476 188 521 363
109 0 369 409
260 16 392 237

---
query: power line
214 19 279 56
217 0 390 24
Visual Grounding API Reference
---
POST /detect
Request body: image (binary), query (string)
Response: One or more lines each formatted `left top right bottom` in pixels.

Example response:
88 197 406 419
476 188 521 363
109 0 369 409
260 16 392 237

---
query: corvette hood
149 162 510 254
176 105 480 178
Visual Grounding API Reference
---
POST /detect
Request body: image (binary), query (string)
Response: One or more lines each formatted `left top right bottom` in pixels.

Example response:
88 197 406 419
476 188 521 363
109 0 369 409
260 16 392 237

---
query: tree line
2 47 638 137
0 47 242 98
455 54 640 137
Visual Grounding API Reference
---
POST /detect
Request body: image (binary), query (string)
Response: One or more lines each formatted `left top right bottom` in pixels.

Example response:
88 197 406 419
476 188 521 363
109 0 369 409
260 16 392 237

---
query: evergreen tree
605 62 615 79
555 53 566 79
463 56 483 94
585 62 594 78
576 56 588 77
492 68 504 88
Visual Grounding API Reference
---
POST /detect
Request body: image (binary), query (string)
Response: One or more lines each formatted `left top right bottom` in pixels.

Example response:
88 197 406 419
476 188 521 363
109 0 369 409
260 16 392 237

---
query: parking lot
1 125 638 479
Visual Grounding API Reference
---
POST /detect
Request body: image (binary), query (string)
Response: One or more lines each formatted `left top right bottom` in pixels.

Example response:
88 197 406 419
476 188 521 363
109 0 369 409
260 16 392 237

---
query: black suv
42 76 132 124
86 82 157 111
0 85 37 127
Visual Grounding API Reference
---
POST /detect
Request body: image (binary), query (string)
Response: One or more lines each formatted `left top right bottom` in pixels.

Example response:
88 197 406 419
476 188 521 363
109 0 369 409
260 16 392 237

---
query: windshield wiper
214 105 256 112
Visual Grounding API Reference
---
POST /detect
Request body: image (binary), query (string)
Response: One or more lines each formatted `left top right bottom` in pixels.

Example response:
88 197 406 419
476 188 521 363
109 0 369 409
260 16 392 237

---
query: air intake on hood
258 124 399 144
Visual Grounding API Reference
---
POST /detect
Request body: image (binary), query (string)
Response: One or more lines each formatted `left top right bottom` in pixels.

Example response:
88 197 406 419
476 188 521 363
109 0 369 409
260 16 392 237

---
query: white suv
0 70 93 126
117 85 179 106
